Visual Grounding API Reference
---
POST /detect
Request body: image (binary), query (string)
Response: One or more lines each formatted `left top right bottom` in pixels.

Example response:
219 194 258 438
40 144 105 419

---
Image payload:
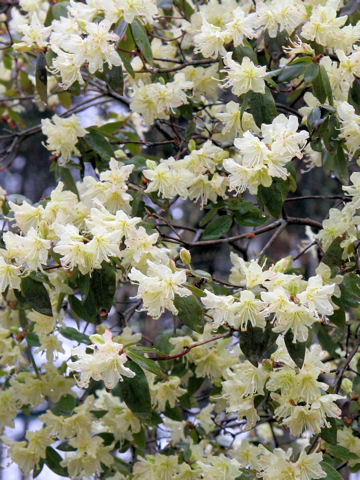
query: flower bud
188 139 196 151
180 248 191 266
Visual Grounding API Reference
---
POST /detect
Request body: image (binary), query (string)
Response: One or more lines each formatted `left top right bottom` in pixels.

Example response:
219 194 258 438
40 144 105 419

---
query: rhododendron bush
1 0 360 478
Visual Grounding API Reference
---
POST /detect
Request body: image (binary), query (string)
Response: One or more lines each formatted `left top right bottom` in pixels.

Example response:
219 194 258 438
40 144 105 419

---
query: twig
152 329 232 361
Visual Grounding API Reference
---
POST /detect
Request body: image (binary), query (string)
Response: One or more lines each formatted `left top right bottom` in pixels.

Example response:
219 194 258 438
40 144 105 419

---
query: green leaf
322 238 343 268
21 277 52 316
55 394 76 412
126 347 166 377
327 444 358 461
240 323 278 366
343 273 360 297
118 51 135 78
233 40 257 64
133 427 146 449
33 460 44 478
60 327 91 345
26 332 41 347
323 144 348 183
199 207 218 227
68 294 97 323
200 215 232 241
320 461 345 480
329 304 346 329
248 87 277 127
312 66 334 105
131 19 153 65
90 262 116 311
45 447 68 477
314 324 338 356
234 202 268 226
173 0 194 19
304 63 320 83
84 129 114 161
94 121 124 137
258 183 283 218
320 66 334 106
78 274 90 300
104 63 123 93
284 331 306 368
277 64 306 82
117 360 152 420
164 402 183 421
174 294 204 333
321 418 338 445
57 166 79 197
58 91 72 109
35 54 48 103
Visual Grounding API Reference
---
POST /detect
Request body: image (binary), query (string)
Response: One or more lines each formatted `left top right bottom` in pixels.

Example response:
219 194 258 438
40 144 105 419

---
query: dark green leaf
233 40 257 64
68 293 97 323
21 277 52 316
174 294 204 333
322 238 343 268
104 64 123 93
312 66 334 105
117 360 152 420
58 92 72 109
321 418 338 445
78 274 90 300
35 54 48 103
258 183 283 218
127 347 166 377
284 331 306 368
60 327 91 345
94 121 124 137
248 87 277 127
133 428 146 449
164 403 182 421
240 323 278 366
90 262 116 311
278 64 306 82
327 444 358 461
118 51 135 78
84 129 114 162
58 167 79 197
264 30 288 61
55 394 76 412
320 66 334 106
131 20 153 65
320 461 345 480
304 63 320 83
114 19 128 42
307 106 323 129
200 215 232 241
314 324 338 356
45 447 68 477
26 332 41 347
329 304 346 329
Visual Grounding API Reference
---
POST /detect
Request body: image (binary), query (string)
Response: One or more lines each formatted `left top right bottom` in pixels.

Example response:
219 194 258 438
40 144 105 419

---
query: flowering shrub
1 0 360 478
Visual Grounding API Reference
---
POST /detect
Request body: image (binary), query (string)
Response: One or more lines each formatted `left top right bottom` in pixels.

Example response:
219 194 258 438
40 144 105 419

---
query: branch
334 340 360 393
152 329 233 361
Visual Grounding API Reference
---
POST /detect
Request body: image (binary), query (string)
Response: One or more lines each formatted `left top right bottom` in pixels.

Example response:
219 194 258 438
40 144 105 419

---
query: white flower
193 20 227 59
297 275 335 317
0 255 21 292
128 261 191 318
4 228 51 270
41 114 87 161
68 330 135 389
223 53 267 96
